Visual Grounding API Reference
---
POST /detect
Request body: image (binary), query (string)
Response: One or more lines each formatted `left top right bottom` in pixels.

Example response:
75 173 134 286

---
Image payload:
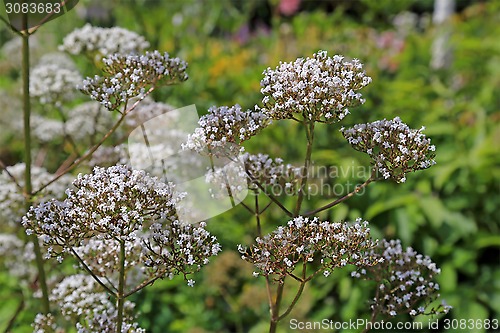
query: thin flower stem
269 280 285 333
21 21 50 313
116 240 126 333
0 15 23 36
28 0 71 35
278 261 308 321
71 248 116 296
362 288 380 333
123 274 163 298
245 169 293 217
3 294 24 333
0 159 23 193
255 194 262 237
294 121 315 217
304 175 375 217
239 201 254 214
32 88 154 196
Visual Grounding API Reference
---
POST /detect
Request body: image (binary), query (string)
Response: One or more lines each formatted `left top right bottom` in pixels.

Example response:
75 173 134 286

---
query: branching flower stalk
183 50 445 332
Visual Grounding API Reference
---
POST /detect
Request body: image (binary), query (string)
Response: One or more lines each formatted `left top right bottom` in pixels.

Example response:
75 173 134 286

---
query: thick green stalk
116 240 126 332
269 281 285 333
21 20 50 313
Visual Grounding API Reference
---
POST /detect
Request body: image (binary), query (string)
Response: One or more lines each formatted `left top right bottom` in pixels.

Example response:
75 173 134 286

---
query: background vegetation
0 0 498 332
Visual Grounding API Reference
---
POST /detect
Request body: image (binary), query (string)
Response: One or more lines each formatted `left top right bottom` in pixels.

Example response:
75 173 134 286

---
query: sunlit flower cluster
260 50 372 122
341 117 436 183
30 63 82 105
22 165 220 286
23 164 179 247
184 105 269 157
60 23 150 58
80 51 188 110
353 239 451 317
239 217 379 281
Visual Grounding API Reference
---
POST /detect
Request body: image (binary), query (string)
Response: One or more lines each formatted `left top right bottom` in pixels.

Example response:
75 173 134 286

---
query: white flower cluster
80 51 188 110
124 98 175 130
0 163 73 226
65 101 116 141
37 52 78 71
260 50 372 122
184 105 269 157
18 114 64 143
353 239 451 317
60 23 150 57
0 234 37 279
239 217 379 281
22 165 220 286
143 220 222 283
50 274 144 332
341 117 436 183
23 164 180 246
32 313 59 333
241 152 301 193
30 63 82 105
73 238 146 284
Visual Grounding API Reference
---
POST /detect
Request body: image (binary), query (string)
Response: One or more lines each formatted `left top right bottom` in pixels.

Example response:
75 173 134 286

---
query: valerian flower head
22 165 220 284
80 51 188 110
22 164 180 246
50 274 145 332
60 23 150 58
143 220 222 284
32 313 61 333
341 117 436 183
0 234 37 279
30 63 82 105
260 50 372 123
184 104 269 157
353 239 451 317
239 217 379 282
241 152 301 193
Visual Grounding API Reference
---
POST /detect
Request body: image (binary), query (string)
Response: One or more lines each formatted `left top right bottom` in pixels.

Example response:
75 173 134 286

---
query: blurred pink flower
279 0 301 16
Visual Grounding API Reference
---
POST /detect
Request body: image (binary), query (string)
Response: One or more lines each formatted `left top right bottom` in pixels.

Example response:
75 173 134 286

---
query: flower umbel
341 117 436 183
184 104 269 157
240 217 379 282
353 239 451 317
80 51 188 110
260 50 372 123
60 23 150 58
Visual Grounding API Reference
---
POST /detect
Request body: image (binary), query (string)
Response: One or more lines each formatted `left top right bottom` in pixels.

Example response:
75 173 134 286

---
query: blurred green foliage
0 0 499 332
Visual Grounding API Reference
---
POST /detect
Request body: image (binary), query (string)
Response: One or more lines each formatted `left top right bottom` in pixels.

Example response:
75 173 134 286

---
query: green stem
21 20 50 314
278 261 308 321
304 174 374 217
294 121 315 217
116 240 126 333
71 249 116 295
269 279 285 333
